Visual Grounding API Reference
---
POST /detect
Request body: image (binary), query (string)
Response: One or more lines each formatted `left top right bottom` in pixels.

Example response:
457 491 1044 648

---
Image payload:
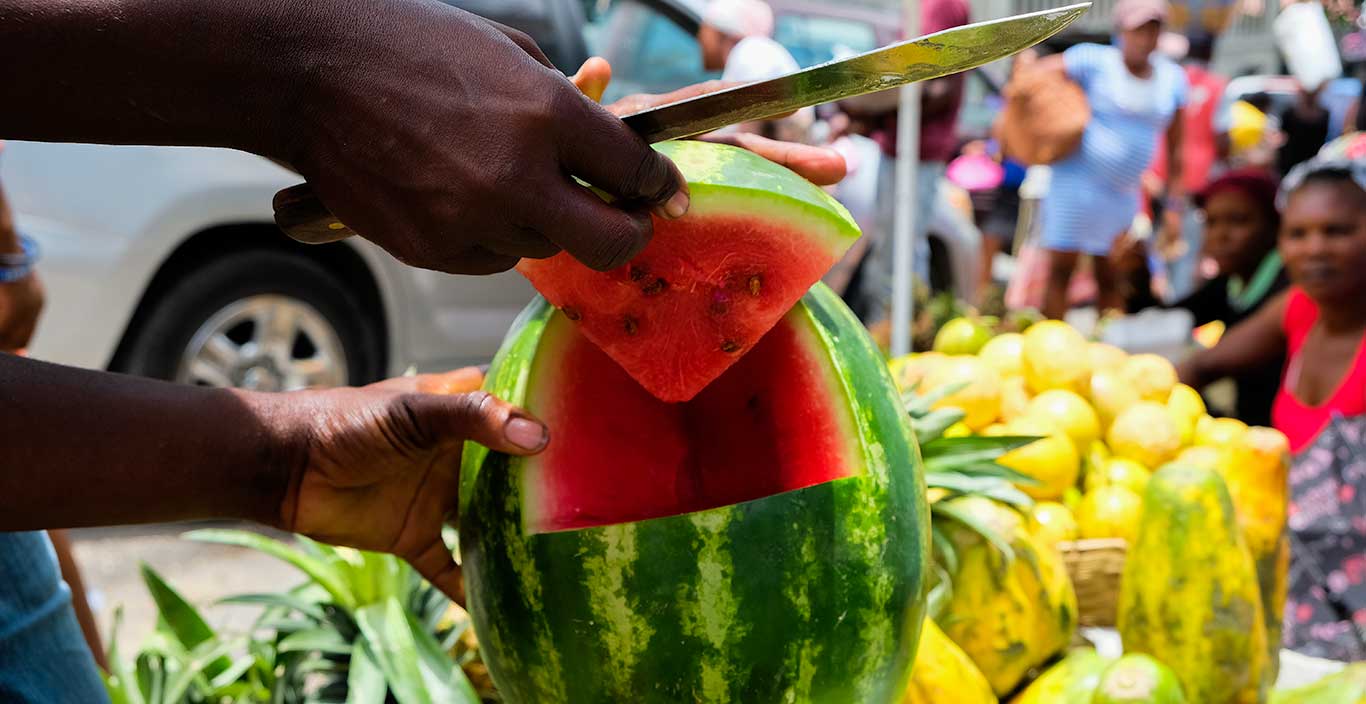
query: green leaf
186 529 355 610
932 501 1015 564
103 607 147 704
926 460 1039 485
903 381 969 416
278 628 354 656
925 565 953 620
161 637 242 703
208 654 260 691
920 435 1041 460
139 563 233 681
355 599 432 704
408 610 480 703
219 593 328 622
912 408 967 445
930 527 959 578
346 642 387 704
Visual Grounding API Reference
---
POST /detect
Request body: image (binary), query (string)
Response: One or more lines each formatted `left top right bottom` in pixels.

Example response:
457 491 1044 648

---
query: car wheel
116 249 383 389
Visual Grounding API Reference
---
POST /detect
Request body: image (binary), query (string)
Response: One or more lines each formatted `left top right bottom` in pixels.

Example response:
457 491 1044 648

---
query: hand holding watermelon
273 366 547 604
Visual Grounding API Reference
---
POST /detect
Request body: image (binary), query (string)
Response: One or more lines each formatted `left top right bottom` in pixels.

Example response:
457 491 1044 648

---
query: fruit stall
100 142 1359 703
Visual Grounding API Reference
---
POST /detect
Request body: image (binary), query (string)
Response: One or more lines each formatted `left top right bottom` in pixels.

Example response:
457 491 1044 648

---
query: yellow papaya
1118 464 1269 704
1218 427 1292 686
939 496 1079 696
901 617 996 704
1009 649 1110 704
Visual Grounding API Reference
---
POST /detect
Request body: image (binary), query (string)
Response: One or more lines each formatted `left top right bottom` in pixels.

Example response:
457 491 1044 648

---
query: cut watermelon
521 295 862 533
517 140 859 402
460 285 930 703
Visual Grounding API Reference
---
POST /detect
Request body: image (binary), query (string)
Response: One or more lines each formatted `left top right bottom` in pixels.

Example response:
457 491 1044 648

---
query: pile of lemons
890 318 1282 545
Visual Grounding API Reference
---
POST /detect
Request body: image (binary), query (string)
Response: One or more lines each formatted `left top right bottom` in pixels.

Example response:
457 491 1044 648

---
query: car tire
116 249 384 389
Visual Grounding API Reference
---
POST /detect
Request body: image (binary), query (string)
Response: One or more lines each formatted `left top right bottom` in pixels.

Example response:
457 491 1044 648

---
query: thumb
405 391 549 455
571 56 612 103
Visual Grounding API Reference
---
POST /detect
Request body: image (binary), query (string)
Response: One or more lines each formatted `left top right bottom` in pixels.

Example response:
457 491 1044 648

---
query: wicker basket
1058 538 1128 627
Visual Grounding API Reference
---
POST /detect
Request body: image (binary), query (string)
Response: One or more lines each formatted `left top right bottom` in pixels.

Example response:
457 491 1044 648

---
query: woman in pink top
1181 148 1366 452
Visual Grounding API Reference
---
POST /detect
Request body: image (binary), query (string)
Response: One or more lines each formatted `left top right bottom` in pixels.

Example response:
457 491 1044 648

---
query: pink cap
1113 0 1169 31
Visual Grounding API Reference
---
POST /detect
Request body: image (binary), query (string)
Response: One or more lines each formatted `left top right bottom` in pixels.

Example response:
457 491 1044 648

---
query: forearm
0 355 295 530
0 0 330 159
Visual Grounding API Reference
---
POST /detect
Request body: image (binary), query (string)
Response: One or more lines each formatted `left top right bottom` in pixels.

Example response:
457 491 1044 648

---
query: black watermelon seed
642 278 668 296
561 306 581 321
720 340 740 353
623 316 639 336
747 275 762 297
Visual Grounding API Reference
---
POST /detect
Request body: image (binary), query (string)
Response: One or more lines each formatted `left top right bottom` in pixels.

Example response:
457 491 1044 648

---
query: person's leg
0 532 108 703
914 162 947 288
1091 251 1123 314
1044 248 1080 320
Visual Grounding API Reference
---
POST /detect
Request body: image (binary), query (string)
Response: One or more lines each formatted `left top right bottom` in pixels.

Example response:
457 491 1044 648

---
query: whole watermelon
460 285 929 703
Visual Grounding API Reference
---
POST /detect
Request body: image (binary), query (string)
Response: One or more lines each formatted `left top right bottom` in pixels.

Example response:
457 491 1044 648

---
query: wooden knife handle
273 183 356 244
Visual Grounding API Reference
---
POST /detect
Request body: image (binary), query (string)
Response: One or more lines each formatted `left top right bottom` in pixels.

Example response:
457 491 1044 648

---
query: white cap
703 0 775 39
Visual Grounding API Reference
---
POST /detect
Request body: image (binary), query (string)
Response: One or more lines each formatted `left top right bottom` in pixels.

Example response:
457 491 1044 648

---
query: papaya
1008 649 1109 704
1218 427 1292 685
939 496 1079 696
901 617 996 704
1118 464 1269 704
1092 654 1188 704
1270 663 1366 704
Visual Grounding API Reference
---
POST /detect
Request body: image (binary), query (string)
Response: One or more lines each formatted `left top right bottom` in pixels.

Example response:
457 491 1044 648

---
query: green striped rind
459 283 928 704
654 140 859 250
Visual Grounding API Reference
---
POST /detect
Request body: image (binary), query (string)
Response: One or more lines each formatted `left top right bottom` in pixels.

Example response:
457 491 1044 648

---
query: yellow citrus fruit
1107 401 1183 469
1120 353 1179 403
1088 342 1129 373
943 421 973 439
1022 320 1090 395
888 351 946 392
1025 389 1102 450
924 356 1003 431
1194 415 1249 447
998 417 1081 500
1084 457 1152 494
1175 445 1223 470
999 375 1031 423
1089 369 1141 430
1030 501 1080 545
1194 320 1226 348
1077 485 1144 543
1167 383 1206 446
934 317 994 355
979 332 1025 377
1062 486 1084 512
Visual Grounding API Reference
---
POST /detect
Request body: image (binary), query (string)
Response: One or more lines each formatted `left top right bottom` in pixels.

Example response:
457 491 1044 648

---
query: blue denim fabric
0 531 108 703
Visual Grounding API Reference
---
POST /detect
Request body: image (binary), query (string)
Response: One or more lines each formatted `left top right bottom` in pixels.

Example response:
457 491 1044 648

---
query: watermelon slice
517 140 860 402
520 298 863 534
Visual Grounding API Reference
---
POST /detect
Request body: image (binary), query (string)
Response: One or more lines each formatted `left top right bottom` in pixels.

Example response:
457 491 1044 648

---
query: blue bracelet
0 234 39 283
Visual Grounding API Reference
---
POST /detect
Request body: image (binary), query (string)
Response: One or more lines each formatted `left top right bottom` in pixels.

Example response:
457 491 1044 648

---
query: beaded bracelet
0 234 39 283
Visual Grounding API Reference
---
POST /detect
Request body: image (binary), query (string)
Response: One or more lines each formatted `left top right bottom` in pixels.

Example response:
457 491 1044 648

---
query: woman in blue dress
1036 0 1189 319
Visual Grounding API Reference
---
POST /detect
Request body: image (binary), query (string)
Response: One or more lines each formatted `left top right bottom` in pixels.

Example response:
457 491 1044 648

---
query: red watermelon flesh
521 306 864 534
516 141 859 402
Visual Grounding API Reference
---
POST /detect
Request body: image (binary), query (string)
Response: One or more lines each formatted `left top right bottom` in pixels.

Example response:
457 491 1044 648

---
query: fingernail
661 188 690 219
505 417 548 451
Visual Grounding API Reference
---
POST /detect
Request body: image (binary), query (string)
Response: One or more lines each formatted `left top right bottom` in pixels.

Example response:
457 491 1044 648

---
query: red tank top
1272 288 1366 452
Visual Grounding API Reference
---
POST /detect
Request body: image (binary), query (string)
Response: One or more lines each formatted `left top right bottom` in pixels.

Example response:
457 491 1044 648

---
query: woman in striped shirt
1035 0 1189 319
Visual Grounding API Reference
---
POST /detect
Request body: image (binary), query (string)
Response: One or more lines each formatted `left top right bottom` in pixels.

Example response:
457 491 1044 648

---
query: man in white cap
698 0 812 141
